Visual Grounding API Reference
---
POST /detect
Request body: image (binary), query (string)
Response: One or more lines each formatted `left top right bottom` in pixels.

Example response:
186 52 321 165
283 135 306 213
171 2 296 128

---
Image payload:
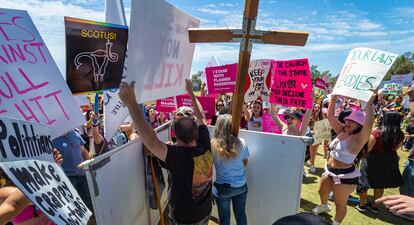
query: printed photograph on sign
332 47 398 101
0 9 84 138
65 17 128 94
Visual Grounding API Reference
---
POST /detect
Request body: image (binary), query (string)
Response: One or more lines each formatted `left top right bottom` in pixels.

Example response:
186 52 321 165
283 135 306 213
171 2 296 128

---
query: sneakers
309 165 316 173
303 168 309 177
312 204 331 214
355 204 368 212
367 203 379 213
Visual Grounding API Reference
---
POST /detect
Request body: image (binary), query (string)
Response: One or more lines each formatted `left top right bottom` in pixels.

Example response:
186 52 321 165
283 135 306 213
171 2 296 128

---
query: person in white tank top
312 94 376 225
243 100 264 132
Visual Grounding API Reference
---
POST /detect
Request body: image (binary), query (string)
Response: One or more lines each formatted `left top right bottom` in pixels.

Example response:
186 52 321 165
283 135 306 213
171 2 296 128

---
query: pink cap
345 110 366 126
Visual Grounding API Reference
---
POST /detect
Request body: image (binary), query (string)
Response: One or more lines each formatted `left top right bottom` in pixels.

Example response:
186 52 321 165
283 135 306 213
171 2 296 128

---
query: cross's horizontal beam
189 28 309 46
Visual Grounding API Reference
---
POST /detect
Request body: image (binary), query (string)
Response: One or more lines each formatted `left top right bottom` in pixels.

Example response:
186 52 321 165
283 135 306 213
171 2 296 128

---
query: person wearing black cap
269 104 312 136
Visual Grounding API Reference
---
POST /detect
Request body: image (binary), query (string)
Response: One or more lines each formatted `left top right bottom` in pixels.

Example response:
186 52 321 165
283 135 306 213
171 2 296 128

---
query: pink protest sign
156 97 176 112
176 95 216 119
262 113 282 134
314 78 328 90
205 63 237 94
0 9 84 138
270 58 313 109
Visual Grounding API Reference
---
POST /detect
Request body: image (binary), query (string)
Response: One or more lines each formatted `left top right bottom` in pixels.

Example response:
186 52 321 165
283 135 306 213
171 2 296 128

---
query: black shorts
327 165 359 185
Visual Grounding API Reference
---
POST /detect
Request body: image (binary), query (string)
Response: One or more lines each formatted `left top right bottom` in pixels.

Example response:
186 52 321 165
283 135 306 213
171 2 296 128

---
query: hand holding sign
118 81 137 108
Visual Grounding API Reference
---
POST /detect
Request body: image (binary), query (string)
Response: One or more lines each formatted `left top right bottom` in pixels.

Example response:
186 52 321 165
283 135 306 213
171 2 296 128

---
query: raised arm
119 81 167 161
242 104 251 121
186 79 206 126
299 108 312 136
356 94 376 144
270 104 286 131
327 96 344 134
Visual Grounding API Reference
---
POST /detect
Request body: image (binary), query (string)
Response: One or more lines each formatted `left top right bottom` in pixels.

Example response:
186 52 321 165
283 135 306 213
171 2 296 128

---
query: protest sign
205 63 237 94
313 119 331 145
314 78 328 105
176 95 215 119
201 56 220 85
75 95 91 107
332 48 398 101
262 113 282 134
0 9 84 138
65 17 128 93
0 117 92 224
391 74 412 86
156 97 176 112
245 59 272 102
383 83 403 95
126 0 200 103
269 58 313 109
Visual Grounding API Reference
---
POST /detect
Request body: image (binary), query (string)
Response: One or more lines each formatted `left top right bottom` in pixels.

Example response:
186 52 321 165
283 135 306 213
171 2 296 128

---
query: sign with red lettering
269 58 313 109
0 117 92 224
126 0 200 103
65 17 128 94
332 48 398 101
0 9 84 138
205 63 237 94
156 97 176 112
245 59 272 102
176 95 215 119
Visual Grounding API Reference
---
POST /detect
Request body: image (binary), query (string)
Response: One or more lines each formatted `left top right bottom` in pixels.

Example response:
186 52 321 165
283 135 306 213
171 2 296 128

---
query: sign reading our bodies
0 117 92 225
0 8 84 138
127 0 200 103
65 17 128 93
270 58 313 109
332 48 398 102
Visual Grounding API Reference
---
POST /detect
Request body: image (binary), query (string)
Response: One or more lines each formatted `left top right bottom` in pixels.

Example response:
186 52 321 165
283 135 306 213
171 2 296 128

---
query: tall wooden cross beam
189 0 309 136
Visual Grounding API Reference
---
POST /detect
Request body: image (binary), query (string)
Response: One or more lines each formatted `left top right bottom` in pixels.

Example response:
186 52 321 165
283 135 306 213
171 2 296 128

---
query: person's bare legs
371 189 384 207
358 190 368 206
318 176 333 205
310 144 320 169
332 183 356 223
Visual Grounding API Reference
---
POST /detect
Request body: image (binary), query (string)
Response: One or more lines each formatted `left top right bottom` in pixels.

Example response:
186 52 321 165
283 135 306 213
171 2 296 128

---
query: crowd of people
1 78 414 225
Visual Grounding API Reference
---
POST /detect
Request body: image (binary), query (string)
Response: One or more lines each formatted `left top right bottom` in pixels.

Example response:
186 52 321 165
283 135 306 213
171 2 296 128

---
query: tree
191 71 203 91
384 52 414 80
310 65 331 82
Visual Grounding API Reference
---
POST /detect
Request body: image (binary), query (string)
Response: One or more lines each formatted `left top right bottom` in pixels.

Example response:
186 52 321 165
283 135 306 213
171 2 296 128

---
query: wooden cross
189 0 309 136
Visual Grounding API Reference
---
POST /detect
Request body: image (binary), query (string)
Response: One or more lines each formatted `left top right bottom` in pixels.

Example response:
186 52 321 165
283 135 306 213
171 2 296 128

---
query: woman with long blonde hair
212 114 249 225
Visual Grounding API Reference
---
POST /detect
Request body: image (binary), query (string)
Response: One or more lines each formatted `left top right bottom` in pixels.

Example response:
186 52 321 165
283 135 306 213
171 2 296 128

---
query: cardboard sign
0 117 92 224
65 17 128 93
200 56 220 85
176 95 215 119
332 48 398 101
0 9 84 138
269 58 313 109
383 83 403 95
313 119 331 145
245 59 272 102
391 74 412 86
126 0 200 103
156 97 176 112
205 63 237 94
262 113 282 134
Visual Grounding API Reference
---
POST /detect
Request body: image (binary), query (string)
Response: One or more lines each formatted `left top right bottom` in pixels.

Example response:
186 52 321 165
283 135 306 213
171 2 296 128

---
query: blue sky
1 0 413 77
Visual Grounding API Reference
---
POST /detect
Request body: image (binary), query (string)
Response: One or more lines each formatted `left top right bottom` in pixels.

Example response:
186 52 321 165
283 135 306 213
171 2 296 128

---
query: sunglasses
284 115 295 120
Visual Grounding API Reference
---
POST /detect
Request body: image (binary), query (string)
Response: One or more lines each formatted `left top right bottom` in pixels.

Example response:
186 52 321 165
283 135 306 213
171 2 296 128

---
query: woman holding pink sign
312 94 376 225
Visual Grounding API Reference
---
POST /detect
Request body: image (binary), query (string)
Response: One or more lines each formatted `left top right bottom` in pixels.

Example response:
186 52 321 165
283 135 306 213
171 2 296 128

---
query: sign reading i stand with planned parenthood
126 0 200 103
65 17 128 94
0 117 92 225
0 8 84 138
332 47 398 102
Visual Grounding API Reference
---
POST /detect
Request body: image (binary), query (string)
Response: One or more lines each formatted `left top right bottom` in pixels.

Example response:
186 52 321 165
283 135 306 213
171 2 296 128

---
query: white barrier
82 123 307 225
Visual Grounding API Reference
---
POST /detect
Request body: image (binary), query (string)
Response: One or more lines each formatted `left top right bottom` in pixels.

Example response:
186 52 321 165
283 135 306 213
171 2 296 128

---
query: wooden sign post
189 0 309 136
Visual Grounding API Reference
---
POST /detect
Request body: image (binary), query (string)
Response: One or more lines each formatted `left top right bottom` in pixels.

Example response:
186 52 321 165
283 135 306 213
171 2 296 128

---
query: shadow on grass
353 205 414 225
302 175 318 184
300 198 333 222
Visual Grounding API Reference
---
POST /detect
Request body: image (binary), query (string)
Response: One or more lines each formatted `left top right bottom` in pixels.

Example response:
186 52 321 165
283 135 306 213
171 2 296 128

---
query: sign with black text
0 117 92 225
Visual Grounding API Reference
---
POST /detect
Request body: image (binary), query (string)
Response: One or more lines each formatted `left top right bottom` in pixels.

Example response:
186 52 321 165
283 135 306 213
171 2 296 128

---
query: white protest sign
103 1 130 141
313 119 331 145
245 59 271 102
391 74 412 86
126 0 200 103
201 55 220 84
0 117 92 224
75 95 91 107
332 48 398 101
0 9 84 138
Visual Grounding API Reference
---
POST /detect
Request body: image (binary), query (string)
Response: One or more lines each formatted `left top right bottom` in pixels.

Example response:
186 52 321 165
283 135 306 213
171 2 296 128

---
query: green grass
300 146 412 225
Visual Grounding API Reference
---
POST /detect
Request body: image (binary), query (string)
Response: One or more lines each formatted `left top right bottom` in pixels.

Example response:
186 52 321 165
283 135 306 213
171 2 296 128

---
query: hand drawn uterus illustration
74 39 119 90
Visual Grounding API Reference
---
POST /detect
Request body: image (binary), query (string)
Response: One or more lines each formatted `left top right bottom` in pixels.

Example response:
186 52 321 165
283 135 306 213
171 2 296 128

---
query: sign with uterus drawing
65 17 128 94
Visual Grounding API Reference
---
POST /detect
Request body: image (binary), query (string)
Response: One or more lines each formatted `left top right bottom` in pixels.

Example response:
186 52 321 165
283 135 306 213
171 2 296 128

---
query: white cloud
197 7 230 15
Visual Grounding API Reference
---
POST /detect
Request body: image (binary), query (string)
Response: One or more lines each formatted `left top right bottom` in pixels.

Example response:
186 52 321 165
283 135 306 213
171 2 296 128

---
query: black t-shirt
165 125 212 224
407 124 414 135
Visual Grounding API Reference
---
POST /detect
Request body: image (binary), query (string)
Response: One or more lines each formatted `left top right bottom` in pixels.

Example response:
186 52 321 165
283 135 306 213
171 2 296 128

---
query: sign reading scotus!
0 8 84 138
65 17 128 93
126 0 200 103
332 48 398 101
0 117 92 224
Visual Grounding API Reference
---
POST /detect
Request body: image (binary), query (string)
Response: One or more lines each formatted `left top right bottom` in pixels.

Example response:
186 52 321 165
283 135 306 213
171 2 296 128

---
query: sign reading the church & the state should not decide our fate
269 58 313 109
126 0 200 103
0 8 84 139
0 117 92 225
65 17 128 94
332 47 398 101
